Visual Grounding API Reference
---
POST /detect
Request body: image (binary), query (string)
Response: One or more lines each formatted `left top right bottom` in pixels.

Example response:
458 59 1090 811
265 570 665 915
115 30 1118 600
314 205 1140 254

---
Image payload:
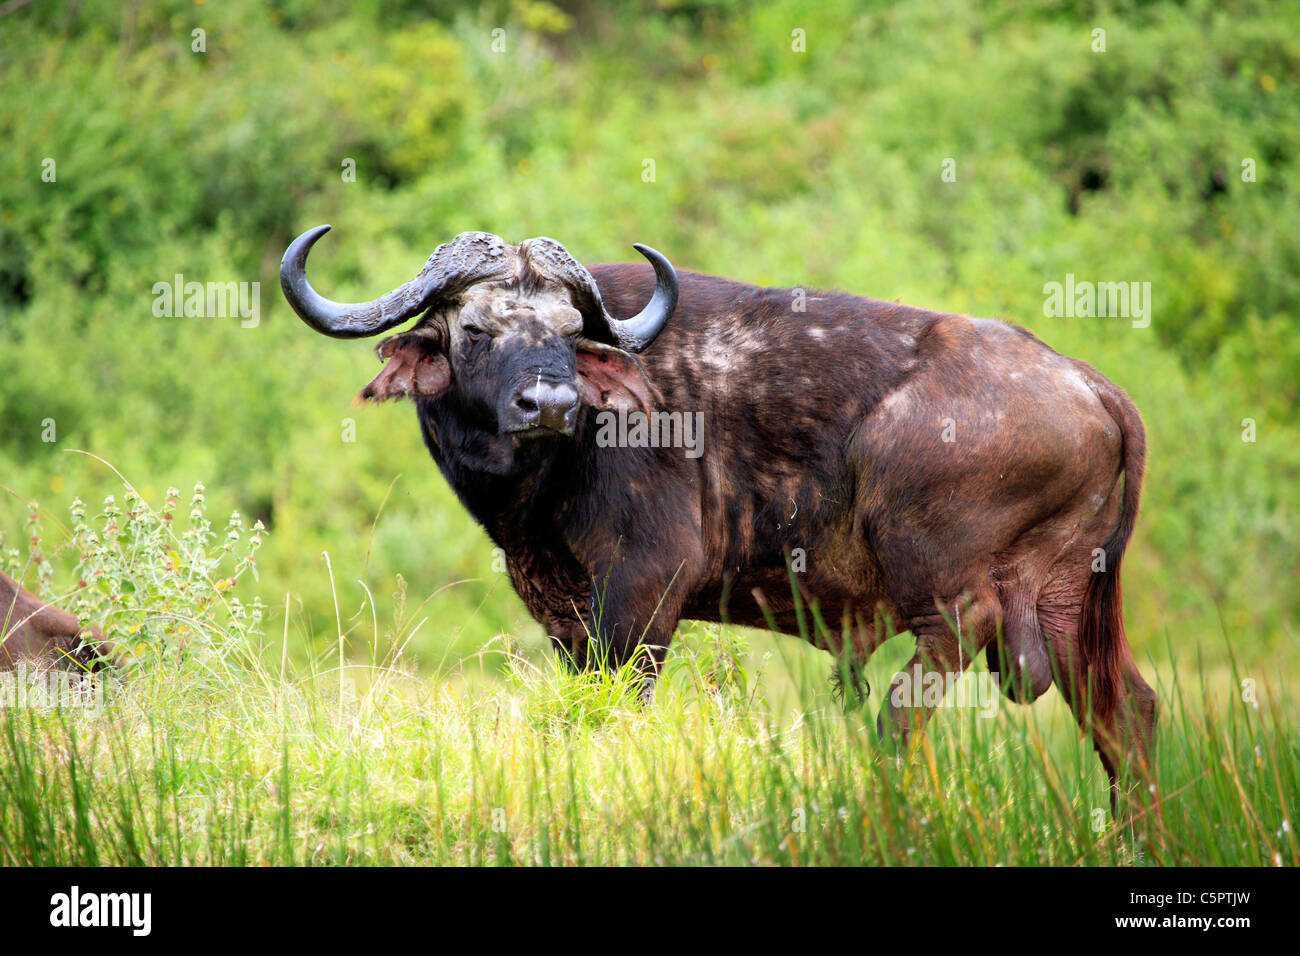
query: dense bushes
2 0 1296 672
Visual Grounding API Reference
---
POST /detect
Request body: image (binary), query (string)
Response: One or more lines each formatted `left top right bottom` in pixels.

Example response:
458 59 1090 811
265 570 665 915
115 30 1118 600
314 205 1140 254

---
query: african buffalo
1 570 115 672
282 225 1156 810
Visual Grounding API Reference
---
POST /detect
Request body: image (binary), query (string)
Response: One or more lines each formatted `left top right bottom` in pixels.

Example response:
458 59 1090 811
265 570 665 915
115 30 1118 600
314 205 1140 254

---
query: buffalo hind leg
1046 614 1158 833
878 589 1000 746
1100 654 1158 833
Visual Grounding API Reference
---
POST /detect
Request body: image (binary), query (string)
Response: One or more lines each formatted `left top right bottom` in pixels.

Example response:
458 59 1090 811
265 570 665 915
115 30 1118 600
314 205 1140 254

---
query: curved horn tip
631 243 677 290
599 241 678 353
281 224 333 270
631 242 670 268
281 225 446 340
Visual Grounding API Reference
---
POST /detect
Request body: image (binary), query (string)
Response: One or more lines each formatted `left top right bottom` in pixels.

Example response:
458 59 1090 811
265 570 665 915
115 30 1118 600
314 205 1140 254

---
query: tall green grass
1 497 1293 866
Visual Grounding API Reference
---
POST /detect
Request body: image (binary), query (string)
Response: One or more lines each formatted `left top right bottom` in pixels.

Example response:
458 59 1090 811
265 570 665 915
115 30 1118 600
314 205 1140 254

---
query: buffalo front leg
878 589 1000 746
544 609 676 704
546 616 595 672
541 562 694 701
583 548 700 702
826 606 895 706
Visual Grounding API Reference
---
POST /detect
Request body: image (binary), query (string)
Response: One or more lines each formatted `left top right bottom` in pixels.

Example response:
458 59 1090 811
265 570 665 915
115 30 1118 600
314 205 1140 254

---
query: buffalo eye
462 323 488 341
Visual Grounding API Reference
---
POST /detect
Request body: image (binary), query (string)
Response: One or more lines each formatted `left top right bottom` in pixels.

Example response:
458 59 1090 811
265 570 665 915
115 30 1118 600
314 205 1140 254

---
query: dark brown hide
304 241 1156 819
575 265 1154 814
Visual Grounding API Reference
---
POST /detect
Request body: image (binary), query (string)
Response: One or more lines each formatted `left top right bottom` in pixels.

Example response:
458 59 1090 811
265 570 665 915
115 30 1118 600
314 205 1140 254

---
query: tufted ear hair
358 328 451 403
575 338 662 416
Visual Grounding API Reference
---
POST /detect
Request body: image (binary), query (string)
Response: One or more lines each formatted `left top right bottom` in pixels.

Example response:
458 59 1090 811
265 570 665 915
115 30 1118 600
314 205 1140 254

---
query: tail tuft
1079 380 1145 717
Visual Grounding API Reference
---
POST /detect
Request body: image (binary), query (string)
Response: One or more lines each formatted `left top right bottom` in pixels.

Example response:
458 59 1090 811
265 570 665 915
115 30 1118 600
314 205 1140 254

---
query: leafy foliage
1 0 1297 673
5 478 265 673
0 0 1296 867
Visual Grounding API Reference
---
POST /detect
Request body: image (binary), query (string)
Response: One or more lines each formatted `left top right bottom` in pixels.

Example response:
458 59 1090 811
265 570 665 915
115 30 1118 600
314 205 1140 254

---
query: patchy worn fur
322 251 1156 813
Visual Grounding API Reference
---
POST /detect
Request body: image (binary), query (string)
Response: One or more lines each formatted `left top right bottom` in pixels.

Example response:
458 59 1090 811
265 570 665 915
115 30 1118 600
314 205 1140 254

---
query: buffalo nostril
544 383 578 408
513 381 578 433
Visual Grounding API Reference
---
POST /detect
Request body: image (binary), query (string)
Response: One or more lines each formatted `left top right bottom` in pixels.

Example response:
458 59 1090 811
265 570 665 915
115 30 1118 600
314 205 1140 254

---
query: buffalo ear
358 334 451 403
575 339 662 415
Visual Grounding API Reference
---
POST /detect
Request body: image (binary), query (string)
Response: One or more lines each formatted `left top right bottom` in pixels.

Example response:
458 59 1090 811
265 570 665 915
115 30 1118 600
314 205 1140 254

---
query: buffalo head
281 226 677 446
